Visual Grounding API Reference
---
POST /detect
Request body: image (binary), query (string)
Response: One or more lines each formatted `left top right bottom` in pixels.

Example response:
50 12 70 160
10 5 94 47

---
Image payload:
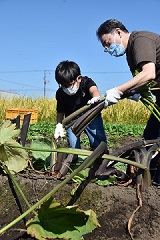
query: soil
0 136 160 240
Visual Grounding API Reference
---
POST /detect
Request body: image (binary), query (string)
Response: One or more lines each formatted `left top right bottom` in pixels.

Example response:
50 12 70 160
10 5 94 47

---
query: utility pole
44 70 46 98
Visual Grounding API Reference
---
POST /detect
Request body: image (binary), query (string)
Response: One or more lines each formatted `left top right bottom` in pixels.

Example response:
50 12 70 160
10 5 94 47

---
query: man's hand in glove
104 87 123 108
54 123 66 139
87 96 100 105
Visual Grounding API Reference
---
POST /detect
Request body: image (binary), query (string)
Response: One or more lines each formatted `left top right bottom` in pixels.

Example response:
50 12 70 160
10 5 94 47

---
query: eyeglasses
103 40 110 52
104 48 108 52
102 33 116 52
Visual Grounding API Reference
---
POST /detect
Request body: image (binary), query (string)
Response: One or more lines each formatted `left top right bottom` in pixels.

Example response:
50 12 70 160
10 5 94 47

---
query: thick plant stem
0 142 107 235
10 144 148 169
62 97 105 126
3 165 37 216
141 98 160 122
50 137 57 172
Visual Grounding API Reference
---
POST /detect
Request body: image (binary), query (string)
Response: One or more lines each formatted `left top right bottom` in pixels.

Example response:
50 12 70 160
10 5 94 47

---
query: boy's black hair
55 60 81 87
96 19 129 40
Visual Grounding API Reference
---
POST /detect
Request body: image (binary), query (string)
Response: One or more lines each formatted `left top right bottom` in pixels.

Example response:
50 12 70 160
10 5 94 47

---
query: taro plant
30 138 52 171
0 120 28 174
134 68 160 122
0 122 108 239
0 139 108 239
26 198 101 240
0 120 154 240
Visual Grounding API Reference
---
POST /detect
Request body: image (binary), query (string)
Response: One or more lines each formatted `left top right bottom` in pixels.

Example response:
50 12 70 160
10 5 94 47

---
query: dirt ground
0 137 160 240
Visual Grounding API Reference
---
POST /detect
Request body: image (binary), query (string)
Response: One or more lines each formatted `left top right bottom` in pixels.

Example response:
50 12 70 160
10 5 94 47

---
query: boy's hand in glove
54 123 66 139
87 96 100 105
104 87 123 108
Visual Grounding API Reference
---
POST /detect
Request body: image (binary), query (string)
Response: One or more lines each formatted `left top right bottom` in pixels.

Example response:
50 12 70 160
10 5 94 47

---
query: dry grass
0 97 150 124
102 99 150 124
0 97 57 123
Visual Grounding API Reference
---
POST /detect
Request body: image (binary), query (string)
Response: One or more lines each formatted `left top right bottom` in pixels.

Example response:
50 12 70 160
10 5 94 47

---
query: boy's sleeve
56 89 65 113
85 77 97 90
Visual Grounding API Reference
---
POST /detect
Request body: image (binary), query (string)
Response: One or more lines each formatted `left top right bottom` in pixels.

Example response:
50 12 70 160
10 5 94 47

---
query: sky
0 0 160 98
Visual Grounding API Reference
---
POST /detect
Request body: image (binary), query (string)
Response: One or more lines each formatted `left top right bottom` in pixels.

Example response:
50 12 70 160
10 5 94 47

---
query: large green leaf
30 139 51 161
96 175 117 186
72 162 128 188
0 120 20 143
26 197 100 240
0 121 28 173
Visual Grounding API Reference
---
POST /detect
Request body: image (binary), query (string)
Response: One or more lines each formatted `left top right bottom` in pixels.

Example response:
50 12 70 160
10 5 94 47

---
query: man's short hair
96 19 129 39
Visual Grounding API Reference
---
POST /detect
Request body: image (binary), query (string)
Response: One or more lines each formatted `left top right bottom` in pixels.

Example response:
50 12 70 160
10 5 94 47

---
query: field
0 96 150 149
1 173 160 240
0 96 150 124
1 97 160 240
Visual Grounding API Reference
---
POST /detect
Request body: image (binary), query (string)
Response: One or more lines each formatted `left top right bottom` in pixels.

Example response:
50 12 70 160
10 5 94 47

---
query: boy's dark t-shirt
126 30 160 97
56 76 97 117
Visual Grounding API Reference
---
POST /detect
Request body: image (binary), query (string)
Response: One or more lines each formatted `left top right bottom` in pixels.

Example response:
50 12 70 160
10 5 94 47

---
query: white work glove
87 96 100 105
128 90 141 102
104 87 123 108
54 123 66 139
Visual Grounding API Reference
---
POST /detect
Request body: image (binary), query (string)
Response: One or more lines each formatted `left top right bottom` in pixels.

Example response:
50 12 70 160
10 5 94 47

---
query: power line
82 71 130 74
0 70 53 73
0 78 43 89
0 70 131 97
0 70 130 74
1 87 56 92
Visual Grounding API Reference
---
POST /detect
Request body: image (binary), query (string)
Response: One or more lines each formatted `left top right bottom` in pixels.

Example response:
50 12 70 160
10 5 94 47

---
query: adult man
96 19 160 185
96 19 160 140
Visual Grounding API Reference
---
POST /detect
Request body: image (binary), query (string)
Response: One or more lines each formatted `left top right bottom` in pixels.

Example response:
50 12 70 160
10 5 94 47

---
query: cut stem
3 165 37 216
0 142 107 235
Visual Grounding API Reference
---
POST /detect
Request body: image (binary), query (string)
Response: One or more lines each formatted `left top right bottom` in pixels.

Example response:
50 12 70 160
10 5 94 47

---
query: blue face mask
108 42 125 57
105 34 125 57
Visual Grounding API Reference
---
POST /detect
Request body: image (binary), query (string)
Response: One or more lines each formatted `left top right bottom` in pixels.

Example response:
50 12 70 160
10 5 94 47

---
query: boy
53 60 107 179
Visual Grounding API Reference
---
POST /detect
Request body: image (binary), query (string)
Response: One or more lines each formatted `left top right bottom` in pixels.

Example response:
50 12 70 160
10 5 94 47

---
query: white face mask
63 84 79 95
